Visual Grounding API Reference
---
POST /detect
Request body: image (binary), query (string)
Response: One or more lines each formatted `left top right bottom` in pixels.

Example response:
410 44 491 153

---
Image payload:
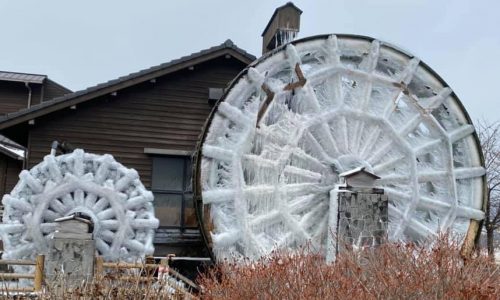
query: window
151 156 196 229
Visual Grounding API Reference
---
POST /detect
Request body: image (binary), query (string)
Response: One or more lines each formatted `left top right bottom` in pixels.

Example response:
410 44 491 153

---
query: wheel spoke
199 34 486 261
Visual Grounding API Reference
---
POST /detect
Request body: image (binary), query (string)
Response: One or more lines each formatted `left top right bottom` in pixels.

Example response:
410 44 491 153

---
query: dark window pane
154 193 182 226
183 193 197 227
184 158 193 192
152 157 184 191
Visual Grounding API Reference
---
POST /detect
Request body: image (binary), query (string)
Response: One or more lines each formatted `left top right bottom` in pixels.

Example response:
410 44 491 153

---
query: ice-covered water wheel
1 149 159 263
194 34 486 261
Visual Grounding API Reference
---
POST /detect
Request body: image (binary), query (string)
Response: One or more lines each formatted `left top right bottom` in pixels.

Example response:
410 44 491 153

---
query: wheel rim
196 34 486 261
1 149 159 262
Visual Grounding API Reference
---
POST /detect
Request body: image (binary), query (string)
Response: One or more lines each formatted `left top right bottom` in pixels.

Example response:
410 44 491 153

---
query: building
0 71 71 197
0 42 255 256
0 3 302 257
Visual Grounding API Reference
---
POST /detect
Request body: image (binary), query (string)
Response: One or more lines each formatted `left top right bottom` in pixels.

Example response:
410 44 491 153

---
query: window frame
151 154 195 231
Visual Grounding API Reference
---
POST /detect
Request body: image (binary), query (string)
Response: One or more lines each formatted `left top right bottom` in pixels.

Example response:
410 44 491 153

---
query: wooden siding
0 155 22 196
0 79 70 116
0 81 41 115
27 57 246 189
42 79 72 101
262 5 301 54
5 158 21 193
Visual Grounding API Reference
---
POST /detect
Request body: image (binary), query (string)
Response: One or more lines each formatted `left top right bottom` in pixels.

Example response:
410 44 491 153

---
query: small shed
339 167 380 189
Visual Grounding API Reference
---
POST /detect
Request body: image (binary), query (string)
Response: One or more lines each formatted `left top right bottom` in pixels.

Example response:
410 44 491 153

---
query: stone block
45 237 95 288
336 191 388 254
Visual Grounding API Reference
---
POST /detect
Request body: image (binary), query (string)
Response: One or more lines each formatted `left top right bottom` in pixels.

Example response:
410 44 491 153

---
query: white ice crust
0 149 159 263
200 35 486 261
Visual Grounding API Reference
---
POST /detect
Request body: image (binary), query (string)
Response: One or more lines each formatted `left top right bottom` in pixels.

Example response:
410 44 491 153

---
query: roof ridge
0 41 255 129
0 70 47 77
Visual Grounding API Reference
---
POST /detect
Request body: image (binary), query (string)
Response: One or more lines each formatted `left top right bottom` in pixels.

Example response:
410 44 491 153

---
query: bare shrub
476 119 500 257
198 237 500 299
0 265 195 299
40 272 189 299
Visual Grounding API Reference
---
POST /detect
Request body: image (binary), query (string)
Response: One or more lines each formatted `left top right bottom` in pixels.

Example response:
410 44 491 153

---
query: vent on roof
208 88 224 105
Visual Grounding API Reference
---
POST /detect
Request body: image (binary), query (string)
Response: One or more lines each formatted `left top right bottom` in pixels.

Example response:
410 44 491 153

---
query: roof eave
0 44 255 131
0 145 24 161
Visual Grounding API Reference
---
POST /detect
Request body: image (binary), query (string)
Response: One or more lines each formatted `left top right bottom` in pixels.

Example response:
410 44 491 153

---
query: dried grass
198 236 500 299
0 267 196 299
0 236 497 299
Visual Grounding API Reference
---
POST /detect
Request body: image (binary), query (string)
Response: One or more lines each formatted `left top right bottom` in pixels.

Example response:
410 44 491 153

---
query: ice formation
198 35 486 261
0 149 159 263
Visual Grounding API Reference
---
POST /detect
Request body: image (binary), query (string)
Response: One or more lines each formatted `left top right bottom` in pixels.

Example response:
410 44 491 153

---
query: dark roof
0 40 255 130
0 71 46 84
261 2 303 36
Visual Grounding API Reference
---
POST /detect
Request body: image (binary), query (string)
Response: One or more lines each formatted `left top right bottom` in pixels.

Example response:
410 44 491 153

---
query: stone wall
45 237 95 287
337 189 388 252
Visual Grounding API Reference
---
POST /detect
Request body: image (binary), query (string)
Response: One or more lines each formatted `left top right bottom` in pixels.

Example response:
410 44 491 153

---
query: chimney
261 2 302 55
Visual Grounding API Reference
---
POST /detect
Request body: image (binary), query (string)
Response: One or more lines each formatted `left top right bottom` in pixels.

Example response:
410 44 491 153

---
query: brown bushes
198 238 500 299
40 273 190 299
0 268 195 299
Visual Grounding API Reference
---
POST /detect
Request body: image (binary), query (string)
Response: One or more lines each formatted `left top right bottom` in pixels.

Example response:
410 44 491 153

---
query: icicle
200 35 486 263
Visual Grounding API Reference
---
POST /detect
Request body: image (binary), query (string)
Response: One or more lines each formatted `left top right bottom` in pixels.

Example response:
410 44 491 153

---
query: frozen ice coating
0 149 159 263
197 35 486 261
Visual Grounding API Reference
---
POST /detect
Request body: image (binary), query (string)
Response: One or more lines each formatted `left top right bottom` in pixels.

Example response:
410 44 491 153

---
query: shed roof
54 214 93 224
0 71 46 84
339 167 380 179
0 40 255 131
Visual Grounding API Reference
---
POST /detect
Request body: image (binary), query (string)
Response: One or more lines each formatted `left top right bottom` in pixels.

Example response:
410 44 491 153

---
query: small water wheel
1 149 159 263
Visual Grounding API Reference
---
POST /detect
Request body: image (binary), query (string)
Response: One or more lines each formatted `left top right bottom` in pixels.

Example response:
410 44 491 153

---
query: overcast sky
0 0 498 121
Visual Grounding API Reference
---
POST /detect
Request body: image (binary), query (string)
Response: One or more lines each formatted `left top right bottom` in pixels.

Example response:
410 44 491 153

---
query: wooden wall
0 79 71 115
0 155 22 196
0 81 41 115
42 79 72 102
262 5 301 54
27 56 246 189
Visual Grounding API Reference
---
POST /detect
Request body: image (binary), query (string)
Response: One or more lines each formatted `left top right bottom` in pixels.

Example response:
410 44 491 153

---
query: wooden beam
33 255 44 292
144 148 192 156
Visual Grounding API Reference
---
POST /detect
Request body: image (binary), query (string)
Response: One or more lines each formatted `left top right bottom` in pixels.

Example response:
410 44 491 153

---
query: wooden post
145 255 155 276
95 256 104 276
145 255 154 263
159 258 169 281
460 220 480 259
34 255 44 292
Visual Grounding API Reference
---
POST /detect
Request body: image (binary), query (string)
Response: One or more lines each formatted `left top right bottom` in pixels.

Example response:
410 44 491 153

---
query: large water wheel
194 34 486 261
